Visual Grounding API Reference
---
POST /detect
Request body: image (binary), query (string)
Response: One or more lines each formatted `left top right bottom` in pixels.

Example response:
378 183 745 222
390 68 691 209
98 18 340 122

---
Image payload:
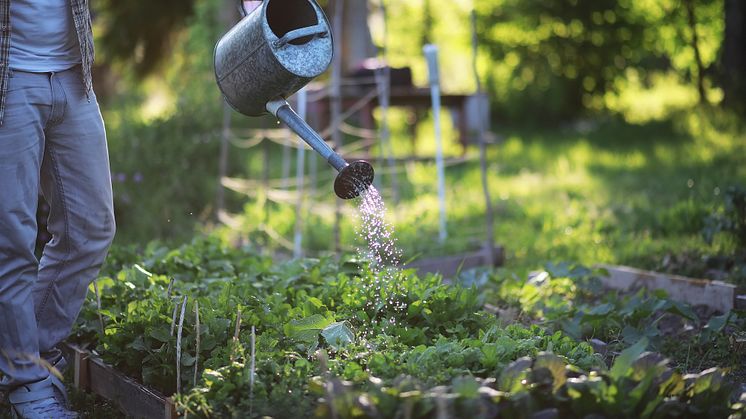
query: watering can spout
266 98 374 199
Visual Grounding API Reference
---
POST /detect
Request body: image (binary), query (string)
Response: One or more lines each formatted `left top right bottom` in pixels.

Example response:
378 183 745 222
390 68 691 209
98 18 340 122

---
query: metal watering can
214 0 374 199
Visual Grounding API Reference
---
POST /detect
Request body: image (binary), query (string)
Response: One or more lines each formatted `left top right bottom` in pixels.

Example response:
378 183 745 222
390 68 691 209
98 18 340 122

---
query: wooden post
423 44 447 243
471 10 495 267
375 0 399 204
193 300 200 387
331 0 345 254
216 102 231 220
293 89 308 259
215 0 239 220
176 296 188 394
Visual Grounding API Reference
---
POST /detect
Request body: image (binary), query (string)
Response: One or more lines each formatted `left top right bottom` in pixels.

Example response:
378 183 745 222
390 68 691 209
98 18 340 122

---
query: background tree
95 0 197 76
474 0 724 122
475 0 649 121
721 0 746 112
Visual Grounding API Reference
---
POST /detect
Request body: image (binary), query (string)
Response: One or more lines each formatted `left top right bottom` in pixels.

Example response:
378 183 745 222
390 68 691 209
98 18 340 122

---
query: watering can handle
237 0 262 18
273 24 328 48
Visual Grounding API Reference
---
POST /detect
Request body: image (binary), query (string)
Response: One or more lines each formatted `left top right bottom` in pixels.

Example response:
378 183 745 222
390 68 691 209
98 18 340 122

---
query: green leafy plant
703 185 746 254
73 239 742 418
310 339 745 419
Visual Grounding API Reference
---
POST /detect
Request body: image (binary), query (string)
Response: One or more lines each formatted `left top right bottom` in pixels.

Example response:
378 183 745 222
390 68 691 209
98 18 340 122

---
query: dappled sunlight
605 70 701 124
140 84 177 122
678 110 746 158
593 148 648 170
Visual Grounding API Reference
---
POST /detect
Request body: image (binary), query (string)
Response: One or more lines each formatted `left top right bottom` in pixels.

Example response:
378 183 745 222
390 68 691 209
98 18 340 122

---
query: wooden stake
170 299 179 336
234 306 242 341
294 89 308 259
423 43 448 243
166 277 175 298
231 306 242 363
216 99 232 219
331 0 344 254
471 10 496 266
176 296 188 394
193 300 200 387
92 279 105 334
375 0 399 204
249 326 256 417
316 350 337 419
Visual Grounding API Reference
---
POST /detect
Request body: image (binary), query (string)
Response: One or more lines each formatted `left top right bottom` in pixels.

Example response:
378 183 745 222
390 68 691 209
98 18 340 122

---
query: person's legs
0 70 52 391
35 66 115 363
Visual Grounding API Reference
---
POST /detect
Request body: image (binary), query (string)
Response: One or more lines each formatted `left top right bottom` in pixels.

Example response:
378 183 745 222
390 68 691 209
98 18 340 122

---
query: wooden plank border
596 264 744 313
404 245 504 279
61 343 177 419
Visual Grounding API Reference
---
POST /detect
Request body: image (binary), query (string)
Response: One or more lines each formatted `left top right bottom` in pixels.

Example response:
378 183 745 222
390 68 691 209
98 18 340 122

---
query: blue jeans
0 66 115 389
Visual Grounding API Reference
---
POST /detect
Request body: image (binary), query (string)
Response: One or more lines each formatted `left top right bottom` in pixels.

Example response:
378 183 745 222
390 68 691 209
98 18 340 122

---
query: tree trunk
722 0 746 110
337 0 376 73
684 0 706 104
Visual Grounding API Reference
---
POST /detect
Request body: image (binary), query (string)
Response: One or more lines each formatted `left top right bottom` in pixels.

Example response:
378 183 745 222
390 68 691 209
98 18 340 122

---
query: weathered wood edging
404 245 504 279
597 264 746 313
60 343 177 419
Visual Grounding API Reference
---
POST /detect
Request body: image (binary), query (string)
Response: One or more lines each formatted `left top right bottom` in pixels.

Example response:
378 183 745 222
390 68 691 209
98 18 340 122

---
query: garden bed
404 244 504 278
57 238 745 418
598 264 745 313
59 343 176 419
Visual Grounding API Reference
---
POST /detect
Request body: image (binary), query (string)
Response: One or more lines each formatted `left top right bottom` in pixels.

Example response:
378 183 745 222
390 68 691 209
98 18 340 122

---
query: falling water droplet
354 185 406 318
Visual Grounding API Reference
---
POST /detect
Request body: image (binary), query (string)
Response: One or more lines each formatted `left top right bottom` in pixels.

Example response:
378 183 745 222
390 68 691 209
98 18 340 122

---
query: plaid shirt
0 0 94 124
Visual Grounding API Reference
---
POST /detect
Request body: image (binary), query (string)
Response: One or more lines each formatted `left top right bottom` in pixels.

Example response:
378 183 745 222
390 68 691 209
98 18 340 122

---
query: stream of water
355 186 407 325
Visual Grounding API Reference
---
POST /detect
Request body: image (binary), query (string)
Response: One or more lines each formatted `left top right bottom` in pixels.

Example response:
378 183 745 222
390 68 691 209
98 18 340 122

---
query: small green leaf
307 297 324 309
665 300 698 322
321 322 355 350
586 303 613 317
285 314 333 333
292 329 321 345
704 313 731 334
534 352 567 392
181 353 196 366
127 336 148 352
498 357 532 392
150 327 172 343
452 376 480 399
610 338 648 380
693 368 723 395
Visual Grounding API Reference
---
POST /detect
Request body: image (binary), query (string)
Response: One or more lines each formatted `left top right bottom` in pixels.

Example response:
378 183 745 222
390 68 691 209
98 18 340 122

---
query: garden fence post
374 0 399 204
294 88 308 259
424 44 448 243
331 0 345 254
216 101 231 220
471 10 496 266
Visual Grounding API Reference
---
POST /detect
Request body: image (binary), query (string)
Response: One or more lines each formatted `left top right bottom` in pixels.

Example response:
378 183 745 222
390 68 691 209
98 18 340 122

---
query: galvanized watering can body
214 0 333 116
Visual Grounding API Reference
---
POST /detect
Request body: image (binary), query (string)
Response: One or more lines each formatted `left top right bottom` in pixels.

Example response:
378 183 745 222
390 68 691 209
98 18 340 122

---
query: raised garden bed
404 245 504 278
60 238 744 417
60 343 176 419
4 238 743 417
598 264 746 313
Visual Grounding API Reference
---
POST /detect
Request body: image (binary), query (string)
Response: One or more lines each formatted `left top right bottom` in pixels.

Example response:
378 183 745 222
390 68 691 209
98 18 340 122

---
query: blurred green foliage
474 0 724 121
85 0 746 278
91 0 733 120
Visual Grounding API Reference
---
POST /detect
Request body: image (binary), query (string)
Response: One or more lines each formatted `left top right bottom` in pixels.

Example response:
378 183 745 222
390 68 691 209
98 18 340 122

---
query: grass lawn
374 107 746 282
